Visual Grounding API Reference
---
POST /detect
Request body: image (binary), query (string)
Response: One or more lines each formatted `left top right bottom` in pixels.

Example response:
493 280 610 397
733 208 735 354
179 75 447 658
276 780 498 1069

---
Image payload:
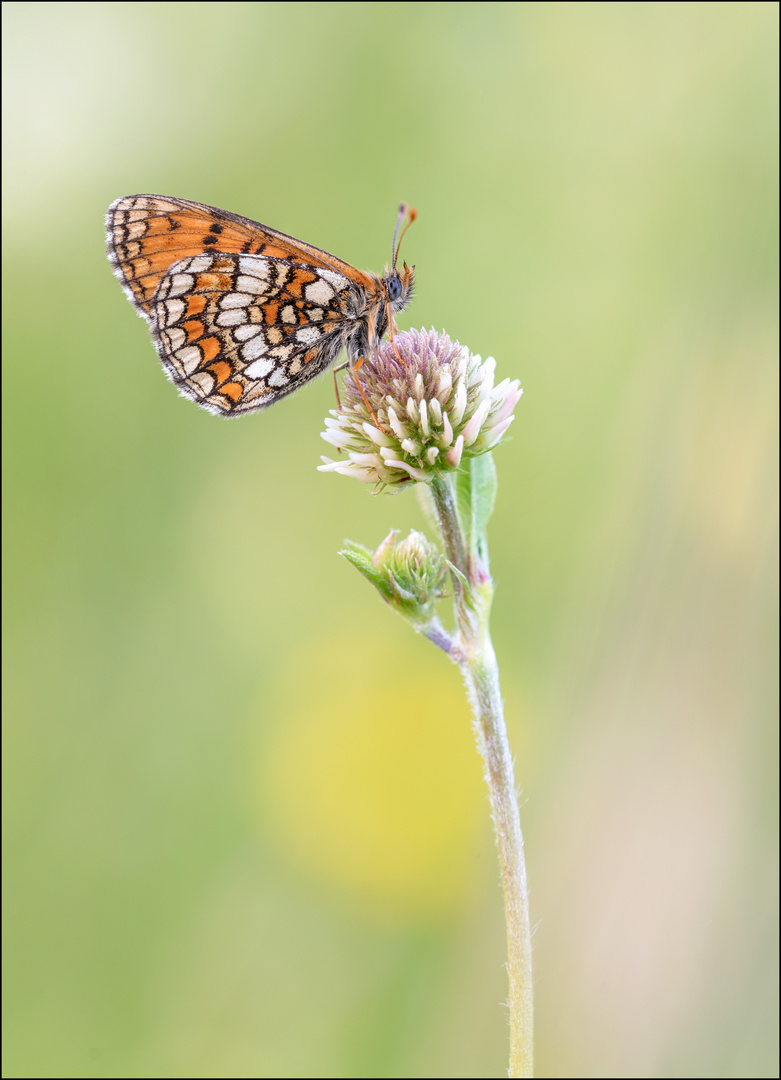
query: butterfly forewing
106 194 414 415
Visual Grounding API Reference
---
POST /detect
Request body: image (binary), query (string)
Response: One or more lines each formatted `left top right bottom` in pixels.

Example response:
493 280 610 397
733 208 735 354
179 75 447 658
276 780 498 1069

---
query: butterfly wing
152 252 362 415
106 194 373 319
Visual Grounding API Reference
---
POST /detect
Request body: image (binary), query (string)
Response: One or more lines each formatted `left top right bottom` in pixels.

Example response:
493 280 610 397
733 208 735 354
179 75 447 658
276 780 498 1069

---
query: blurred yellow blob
258 633 487 923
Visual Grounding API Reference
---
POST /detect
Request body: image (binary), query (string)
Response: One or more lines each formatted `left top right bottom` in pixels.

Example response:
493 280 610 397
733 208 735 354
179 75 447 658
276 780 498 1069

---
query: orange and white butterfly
106 195 415 416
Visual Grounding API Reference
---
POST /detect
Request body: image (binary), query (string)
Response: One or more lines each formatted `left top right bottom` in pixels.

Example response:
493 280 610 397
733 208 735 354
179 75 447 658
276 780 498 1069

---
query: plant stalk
431 474 534 1078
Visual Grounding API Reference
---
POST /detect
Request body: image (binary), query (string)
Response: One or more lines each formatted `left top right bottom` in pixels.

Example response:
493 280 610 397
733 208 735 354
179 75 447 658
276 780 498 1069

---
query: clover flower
318 329 522 488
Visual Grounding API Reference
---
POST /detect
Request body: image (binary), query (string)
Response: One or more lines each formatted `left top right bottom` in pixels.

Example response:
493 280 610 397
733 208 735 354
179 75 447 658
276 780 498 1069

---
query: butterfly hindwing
151 252 356 414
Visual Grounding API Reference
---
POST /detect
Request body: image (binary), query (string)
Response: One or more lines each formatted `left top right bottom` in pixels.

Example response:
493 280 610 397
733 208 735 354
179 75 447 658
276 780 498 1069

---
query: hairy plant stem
430 473 534 1078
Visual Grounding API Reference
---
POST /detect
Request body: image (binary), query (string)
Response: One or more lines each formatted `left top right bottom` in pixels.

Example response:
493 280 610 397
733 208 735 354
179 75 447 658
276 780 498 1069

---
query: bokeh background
3 3 777 1077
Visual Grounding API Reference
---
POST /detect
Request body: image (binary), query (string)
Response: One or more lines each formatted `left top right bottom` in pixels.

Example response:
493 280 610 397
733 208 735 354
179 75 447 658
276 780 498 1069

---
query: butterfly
106 195 416 416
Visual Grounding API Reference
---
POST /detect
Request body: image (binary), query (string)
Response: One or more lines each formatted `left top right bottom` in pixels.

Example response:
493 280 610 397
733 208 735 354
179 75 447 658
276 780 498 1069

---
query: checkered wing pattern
106 195 414 416
152 252 357 414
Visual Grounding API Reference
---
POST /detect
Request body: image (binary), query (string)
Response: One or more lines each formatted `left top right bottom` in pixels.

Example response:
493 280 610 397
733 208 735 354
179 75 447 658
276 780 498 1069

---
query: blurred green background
3 3 777 1077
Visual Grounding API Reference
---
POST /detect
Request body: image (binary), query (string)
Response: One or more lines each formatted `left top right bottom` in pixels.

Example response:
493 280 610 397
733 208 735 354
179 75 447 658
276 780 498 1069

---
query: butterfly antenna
387 204 417 362
391 203 417 269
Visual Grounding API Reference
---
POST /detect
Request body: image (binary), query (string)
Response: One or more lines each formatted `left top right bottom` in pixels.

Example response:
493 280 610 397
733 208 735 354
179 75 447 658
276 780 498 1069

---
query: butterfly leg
332 361 347 410
331 357 384 431
350 356 387 433
385 302 405 365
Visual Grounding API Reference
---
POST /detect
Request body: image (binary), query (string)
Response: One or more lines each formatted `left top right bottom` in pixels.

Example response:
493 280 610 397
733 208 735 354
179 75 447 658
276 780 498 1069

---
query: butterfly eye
386 272 403 301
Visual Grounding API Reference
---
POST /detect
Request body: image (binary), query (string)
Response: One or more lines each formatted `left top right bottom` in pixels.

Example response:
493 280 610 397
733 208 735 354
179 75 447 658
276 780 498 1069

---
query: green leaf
454 464 473 543
445 560 468 587
454 453 498 558
415 482 439 533
339 541 394 602
470 452 498 545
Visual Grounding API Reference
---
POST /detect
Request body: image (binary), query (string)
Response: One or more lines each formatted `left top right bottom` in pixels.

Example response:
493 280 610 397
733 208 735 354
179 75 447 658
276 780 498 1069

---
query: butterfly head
382 260 415 313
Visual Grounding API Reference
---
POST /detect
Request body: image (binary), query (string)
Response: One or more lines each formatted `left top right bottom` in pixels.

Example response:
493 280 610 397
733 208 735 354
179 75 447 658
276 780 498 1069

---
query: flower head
318 329 522 489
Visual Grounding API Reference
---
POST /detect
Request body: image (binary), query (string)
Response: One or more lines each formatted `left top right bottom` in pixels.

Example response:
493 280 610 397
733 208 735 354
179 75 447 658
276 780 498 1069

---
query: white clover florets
318 329 522 489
